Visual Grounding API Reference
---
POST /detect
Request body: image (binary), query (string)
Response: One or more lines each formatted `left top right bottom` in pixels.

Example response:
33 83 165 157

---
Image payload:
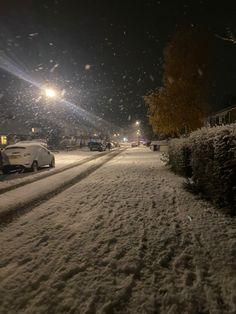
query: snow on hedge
168 123 236 212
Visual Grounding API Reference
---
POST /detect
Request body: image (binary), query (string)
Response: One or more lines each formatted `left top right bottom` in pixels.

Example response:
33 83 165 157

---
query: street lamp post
134 121 141 145
42 86 58 147
137 129 141 146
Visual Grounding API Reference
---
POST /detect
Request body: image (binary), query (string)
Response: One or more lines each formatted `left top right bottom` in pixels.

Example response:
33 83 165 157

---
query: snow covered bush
168 124 236 213
168 137 192 177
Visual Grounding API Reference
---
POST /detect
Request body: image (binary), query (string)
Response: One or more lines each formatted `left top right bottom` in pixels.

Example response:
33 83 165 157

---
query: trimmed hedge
168 124 236 212
168 137 192 177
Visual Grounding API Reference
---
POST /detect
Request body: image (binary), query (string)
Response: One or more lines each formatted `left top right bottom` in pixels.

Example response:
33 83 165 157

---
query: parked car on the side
88 142 106 152
131 142 138 147
2 142 55 174
110 142 116 149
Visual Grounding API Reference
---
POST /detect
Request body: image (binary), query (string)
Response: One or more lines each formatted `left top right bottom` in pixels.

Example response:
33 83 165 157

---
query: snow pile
168 124 236 212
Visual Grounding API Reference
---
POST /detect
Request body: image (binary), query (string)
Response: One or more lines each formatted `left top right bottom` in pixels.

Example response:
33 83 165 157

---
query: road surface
0 147 236 314
0 148 101 192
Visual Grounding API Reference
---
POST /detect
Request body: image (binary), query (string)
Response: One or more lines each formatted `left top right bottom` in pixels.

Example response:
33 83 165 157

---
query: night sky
0 0 236 131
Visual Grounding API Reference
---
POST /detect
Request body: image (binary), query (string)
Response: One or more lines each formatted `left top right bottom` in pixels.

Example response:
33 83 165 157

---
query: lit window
1 135 7 145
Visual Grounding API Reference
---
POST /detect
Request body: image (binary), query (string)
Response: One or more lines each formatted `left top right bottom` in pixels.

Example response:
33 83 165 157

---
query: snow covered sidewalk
0 147 236 313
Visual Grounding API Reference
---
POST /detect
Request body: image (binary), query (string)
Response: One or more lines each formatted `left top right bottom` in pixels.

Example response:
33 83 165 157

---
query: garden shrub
168 124 236 213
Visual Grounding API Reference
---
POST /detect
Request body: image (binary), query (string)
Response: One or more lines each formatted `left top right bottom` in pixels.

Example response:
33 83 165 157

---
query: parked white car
2 142 55 174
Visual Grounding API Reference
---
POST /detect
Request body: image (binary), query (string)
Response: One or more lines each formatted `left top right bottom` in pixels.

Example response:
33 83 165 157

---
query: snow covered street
0 148 102 192
0 147 236 313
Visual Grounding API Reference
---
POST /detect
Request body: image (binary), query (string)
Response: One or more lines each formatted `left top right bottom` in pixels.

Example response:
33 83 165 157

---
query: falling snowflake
198 68 203 76
167 76 174 84
50 63 59 73
85 64 91 70
35 96 42 103
29 33 39 37
149 74 155 81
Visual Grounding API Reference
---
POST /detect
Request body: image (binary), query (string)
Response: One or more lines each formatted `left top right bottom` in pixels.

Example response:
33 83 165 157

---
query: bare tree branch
215 29 236 44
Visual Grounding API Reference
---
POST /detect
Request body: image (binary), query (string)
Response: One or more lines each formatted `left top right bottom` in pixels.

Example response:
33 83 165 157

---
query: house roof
211 104 236 116
0 119 30 135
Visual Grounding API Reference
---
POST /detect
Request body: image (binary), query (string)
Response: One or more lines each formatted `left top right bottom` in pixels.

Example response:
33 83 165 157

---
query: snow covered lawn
0 147 236 313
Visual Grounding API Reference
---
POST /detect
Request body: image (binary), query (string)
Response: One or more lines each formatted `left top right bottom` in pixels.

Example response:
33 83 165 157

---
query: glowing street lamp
135 121 140 126
45 88 57 98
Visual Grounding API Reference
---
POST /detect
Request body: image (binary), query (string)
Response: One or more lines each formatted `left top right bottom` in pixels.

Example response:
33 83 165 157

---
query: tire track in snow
0 150 114 195
0 149 124 228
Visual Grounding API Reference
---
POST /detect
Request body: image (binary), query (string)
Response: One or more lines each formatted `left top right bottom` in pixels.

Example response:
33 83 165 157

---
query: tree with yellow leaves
145 28 211 136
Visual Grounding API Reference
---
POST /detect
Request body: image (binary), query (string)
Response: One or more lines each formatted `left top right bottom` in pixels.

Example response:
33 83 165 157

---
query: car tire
31 161 38 172
19 166 25 173
50 158 55 168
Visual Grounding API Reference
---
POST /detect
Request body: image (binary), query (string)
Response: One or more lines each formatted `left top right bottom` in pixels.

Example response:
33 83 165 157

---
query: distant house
0 119 31 147
207 105 236 126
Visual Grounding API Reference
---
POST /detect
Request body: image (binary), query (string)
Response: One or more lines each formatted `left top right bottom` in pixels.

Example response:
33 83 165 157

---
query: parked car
113 141 120 147
2 142 55 174
88 142 106 152
110 142 116 149
106 142 116 150
131 142 138 147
